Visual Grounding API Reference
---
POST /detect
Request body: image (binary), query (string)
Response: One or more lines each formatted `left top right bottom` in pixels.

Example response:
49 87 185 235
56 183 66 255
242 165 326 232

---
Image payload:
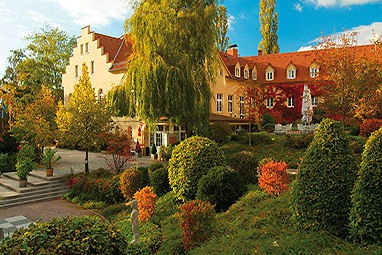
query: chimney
258 49 263 56
226 44 238 58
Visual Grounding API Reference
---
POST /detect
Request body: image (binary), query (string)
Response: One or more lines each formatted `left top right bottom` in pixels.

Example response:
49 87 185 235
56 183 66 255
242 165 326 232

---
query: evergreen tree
56 64 111 174
258 0 279 54
216 5 230 52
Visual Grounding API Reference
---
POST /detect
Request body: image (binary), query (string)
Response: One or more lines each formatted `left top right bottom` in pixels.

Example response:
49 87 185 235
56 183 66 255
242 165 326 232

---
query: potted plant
151 144 158 160
41 148 62 177
16 158 36 187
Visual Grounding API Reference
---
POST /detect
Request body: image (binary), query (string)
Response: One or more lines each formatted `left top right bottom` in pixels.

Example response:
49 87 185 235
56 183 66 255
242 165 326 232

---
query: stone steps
0 170 68 208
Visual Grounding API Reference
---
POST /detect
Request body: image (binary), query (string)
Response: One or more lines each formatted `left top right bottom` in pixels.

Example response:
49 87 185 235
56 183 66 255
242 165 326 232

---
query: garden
1 119 382 255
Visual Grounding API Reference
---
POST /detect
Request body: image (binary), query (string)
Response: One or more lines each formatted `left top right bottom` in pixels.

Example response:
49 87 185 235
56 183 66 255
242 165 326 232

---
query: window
288 69 295 79
266 97 274 108
217 93 223 112
85 43 89 53
310 67 318 78
228 95 233 113
239 96 245 118
311 96 317 106
80 44 84 55
252 69 257 80
244 69 249 79
91 61 95 74
155 132 163 147
98 88 104 101
219 68 223 77
287 97 294 108
235 67 240 77
75 65 78 78
266 71 274 81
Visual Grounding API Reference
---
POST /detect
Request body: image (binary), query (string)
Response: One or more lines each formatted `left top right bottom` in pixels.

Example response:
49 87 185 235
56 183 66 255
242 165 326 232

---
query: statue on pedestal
130 199 139 244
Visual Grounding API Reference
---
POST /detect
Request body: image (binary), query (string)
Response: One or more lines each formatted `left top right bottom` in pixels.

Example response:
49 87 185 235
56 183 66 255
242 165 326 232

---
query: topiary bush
360 118 382 137
208 122 233 144
290 118 358 237
261 113 275 132
133 186 157 223
284 134 314 149
168 136 226 202
228 150 258 184
196 166 246 212
151 191 181 226
148 162 164 174
150 167 171 197
350 127 382 245
138 166 150 187
0 216 127 255
258 160 290 196
120 167 143 201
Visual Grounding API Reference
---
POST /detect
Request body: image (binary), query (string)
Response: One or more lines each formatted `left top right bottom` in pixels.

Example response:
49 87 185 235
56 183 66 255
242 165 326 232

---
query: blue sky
1 0 382 76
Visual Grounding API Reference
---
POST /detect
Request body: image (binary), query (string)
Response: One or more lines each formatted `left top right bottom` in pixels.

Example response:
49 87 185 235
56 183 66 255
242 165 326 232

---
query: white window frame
266 71 274 81
217 93 223 112
311 95 317 106
287 97 294 108
252 69 257 80
235 67 240 78
155 132 163 147
239 96 245 118
288 69 296 79
228 95 233 113
266 97 274 108
244 69 249 79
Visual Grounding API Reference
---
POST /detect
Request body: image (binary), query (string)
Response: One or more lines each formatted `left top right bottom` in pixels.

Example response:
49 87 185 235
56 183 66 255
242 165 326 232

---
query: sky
0 0 382 77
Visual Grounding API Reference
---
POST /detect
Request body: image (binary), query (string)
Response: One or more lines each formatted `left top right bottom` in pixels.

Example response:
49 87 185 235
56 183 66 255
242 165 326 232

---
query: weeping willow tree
115 0 219 132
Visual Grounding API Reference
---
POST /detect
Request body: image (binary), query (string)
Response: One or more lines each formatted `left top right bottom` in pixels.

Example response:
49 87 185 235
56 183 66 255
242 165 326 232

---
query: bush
138 166 150 187
258 160 290 196
261 113 275 132
120 167 143 200
350 127 382 244
101 203 130 221
151 191 181 226
196 166 246 212
17 144 36 161
290 119 358 237
209 122 232 144
0 131 18 154
159 144 175 162
148 162 164 174
168 136 226 202
248 132 274 146
360 118 382 137
133 186 157 223
284 134 314 149
347 135 367 154
150 167 171 197
157 215 185 255
176 200 215 251
0 216 127 255
228 150 258 184
0 153 9 174
82 201 107 210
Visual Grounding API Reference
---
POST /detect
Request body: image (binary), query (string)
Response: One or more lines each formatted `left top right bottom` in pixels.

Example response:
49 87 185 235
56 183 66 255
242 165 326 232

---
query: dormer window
265 65 274 81
310 62 319 78
287 63 297 79
244 64 249 79
219 68 223 77
235 62 241 78
252 68 257 80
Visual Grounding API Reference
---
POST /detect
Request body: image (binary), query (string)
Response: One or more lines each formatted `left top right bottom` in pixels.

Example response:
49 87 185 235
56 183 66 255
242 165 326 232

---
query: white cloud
56 0 133 26
305 0 382 7
27 10 51 23
228 14 236 31
298 22 382 51
294 3 303 11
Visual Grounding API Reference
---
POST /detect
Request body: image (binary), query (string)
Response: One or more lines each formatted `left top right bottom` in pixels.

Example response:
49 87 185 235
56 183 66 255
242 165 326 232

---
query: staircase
0 171 68 208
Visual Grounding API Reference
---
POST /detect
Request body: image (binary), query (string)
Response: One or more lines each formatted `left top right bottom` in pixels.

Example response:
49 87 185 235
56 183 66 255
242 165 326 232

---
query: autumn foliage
176 200 215 251
360 118 382 137
133 186 157 223
120 167 143 200
259 160 290 196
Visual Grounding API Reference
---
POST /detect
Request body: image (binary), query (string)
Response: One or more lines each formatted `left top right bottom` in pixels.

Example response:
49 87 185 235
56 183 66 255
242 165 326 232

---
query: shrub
138 166 150 187
284 134 314 149
151 191 181 226
151 144 157 155
176 200 215 251
168 136 226 202
0 153 9 174
261 113 275 132
360 118 382 137
120 167 143 200
101 203 130 221
196 166 246 212
290 118 358 237
133 186 157 222
209 122 232 144
150 167 171 197
83 201 106 210
248 132 273 146
258 160 290 196
159 144 175 162
0 216 127 255
347 135 367 154
350 127 382 244
148 162 164 174
228 150 258 184
17 144 36 161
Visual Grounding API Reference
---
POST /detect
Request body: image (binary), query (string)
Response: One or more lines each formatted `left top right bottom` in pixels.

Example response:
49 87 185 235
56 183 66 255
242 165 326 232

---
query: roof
209 113 249 124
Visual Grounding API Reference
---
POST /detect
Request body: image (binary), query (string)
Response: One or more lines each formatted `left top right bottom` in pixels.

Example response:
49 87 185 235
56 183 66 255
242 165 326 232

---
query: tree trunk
85 149 89 175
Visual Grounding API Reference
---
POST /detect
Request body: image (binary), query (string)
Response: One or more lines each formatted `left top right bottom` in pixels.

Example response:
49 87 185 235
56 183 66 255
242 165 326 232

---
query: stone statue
130 199 139 244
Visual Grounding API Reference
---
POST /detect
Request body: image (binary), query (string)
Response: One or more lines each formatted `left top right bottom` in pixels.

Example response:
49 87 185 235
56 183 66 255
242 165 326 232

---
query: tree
216 5 230 52
258 0 279 54
56 64 111 174
113 0 219 132
316 32 382 123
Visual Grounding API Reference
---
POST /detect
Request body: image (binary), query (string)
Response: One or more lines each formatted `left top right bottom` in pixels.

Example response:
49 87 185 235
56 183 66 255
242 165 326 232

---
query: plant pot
46 168 53 177
19 178 28 187
151 154 158 160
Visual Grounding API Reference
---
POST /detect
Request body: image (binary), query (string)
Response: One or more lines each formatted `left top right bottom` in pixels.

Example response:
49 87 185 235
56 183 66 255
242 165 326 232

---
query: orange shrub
176 200 215 251
259 160 290 196
360 118 382 137
133 186 157 222
120 167 143 200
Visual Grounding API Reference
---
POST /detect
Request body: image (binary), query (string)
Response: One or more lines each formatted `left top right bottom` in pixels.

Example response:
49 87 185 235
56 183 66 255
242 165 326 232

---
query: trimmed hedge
0 216 127 255
151 191 181 226
168 136 226 202
350 127 382 244
120 167 143 200
196 166 246 212
228 150 258 184
150 167 171 197
290 119 358 237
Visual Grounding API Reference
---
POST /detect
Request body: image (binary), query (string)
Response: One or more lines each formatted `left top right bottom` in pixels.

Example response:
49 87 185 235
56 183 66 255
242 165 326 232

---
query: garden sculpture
130 199 140 244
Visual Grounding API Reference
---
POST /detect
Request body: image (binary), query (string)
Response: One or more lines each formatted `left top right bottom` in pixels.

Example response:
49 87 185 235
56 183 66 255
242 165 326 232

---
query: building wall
62 26 124 105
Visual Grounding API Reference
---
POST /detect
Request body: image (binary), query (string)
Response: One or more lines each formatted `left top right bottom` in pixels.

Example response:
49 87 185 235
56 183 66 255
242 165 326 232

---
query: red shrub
66 176 80 189
259 160 290 196
133 186 157 222
360 119 382 137
176 200 215 251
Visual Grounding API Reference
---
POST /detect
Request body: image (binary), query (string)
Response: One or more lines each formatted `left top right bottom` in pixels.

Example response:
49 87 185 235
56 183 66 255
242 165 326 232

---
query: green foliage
284 134 314 149
151 191 181 226
258 0 279 54
216 5 230 52
82 201 107 210
261 113 275 132
157 215 185 255
0 153 9 174
40 147 61 169
196 166 246 212
168 136 226 202
208 122 232 144
249 132 274 145
148 162 163 173
159 144 175 161
17 144 36 161
150 167 171 197
101 203 130 221
138 166 150 187
350 127 382 244
0 216 127 255
120 167 143 200
16 158 36 179
290 119 358 237
0 132 18 154
228 150 258 184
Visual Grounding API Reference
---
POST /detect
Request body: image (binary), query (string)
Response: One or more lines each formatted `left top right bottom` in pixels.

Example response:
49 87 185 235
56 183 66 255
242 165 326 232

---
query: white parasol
301 84 313 125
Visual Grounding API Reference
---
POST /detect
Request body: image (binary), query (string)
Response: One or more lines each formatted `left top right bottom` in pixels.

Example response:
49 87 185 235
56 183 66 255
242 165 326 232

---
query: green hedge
228 150 258 184
150 167 171 197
